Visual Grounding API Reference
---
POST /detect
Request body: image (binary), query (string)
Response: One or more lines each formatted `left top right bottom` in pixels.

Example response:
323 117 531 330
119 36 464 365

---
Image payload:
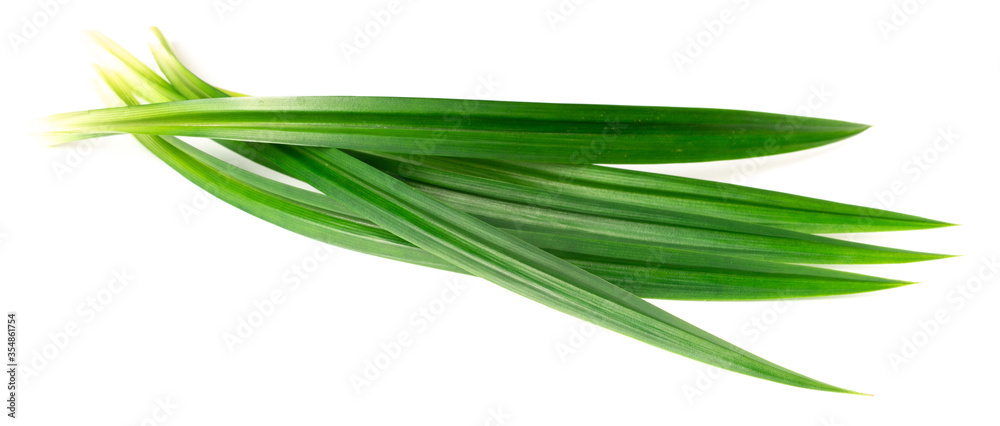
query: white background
1 0 997 424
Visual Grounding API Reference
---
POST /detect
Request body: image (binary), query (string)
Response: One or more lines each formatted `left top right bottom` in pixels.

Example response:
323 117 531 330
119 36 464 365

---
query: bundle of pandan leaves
35 28 953 394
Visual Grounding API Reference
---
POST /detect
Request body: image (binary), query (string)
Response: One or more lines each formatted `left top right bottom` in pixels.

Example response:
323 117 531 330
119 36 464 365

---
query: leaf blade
357 152 954 234
38 94 870 164
90 43 864 393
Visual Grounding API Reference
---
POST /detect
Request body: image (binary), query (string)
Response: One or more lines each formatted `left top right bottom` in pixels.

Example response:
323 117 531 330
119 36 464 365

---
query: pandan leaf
354 152 954 234
91 47 863 394
87 31 953 237
39 73 871 164
88 30 950 266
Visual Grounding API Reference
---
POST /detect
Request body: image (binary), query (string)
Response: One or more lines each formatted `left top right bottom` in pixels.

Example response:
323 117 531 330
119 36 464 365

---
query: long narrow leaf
111 32 948 266
38 87 871 165
91 32 916 301
255 140 863 393
136 30 950 268
218 138 947 264
120 125 916 300
100 31 951 235
356 152 953 234
91 43 863 394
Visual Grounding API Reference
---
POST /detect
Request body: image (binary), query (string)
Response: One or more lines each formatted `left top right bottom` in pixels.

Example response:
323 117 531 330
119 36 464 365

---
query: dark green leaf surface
132 115 916 301
254 141 864 394
356 152 953 234
216 140 945 265
95 65 910 301
89 32 950 266
91 42 864 393
349 153 946 264
129 123 916 301
81 33 954 237
39 90 871 165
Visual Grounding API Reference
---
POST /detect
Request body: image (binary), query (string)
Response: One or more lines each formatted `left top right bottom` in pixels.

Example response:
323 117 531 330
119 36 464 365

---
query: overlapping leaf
139 31 951 236
87 34 866 393
103 67 914 302
98 32 943 266
39 71 871 164
354 152 952 234
82 30 952 240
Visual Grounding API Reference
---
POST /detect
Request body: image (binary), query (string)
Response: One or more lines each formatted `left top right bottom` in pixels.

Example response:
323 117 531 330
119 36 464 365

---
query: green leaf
212 141 946 265
119 116 915 301
85 31 950 266
254 140 866 394
125 30 916 292
90 41 864 394
348 151 948 264
356 152 954 234
38 89 871 165
133 112 917 300
80 32 953 237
